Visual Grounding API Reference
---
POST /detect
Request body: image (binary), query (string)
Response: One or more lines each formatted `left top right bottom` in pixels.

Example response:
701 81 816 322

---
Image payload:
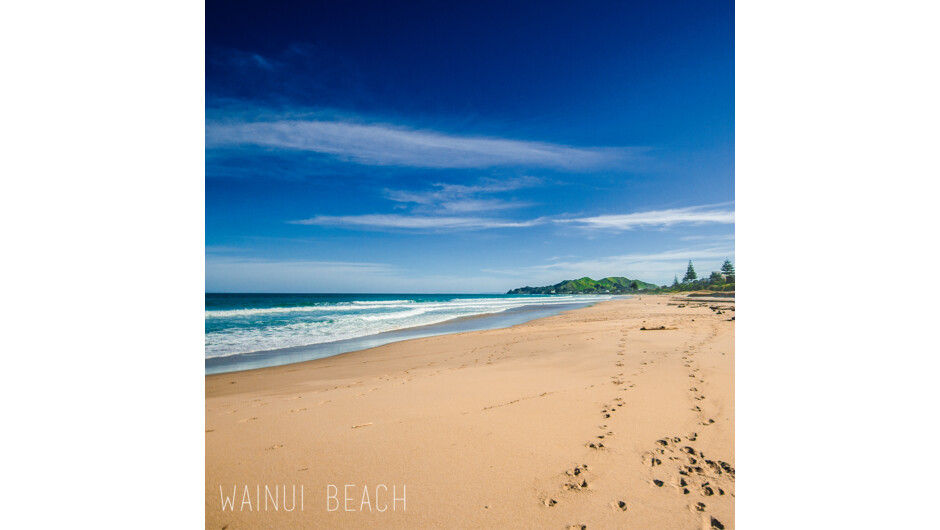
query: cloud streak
288 203 734 233
209 48 277 71
558 205 735 231
206 118 639 170
384 176 540 213
290 214 547 231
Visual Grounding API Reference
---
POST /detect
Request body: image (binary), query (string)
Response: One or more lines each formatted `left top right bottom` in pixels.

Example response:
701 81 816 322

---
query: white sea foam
205 295 611 358
205 299 416 318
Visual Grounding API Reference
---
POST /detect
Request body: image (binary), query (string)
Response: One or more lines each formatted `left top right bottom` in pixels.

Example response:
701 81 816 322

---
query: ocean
205 293 615 374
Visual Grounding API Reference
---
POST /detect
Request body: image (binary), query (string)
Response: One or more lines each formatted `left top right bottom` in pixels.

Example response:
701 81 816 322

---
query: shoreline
206 294 735 528
206 297 617 375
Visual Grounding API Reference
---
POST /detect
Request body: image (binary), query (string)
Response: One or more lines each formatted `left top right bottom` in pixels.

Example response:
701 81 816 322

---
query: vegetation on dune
682 260 698 282
721 259 735 276
507 259 735 295
653 258 734 293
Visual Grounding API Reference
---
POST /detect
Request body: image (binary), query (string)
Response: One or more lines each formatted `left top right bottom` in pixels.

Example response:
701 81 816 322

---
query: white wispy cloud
290 214 548 230
205 118 639 169
287 176 547 230
205 245 249 253
384 176 540 213
680 234 736 242
557 205 735 231
210 48 278 71
288 202 735 233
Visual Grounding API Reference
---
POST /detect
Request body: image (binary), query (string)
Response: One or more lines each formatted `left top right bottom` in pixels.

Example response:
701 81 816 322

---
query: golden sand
206 295 734 529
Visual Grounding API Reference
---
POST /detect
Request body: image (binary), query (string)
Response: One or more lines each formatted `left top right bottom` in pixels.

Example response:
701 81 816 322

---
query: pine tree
672 275 679 287
721 259 735 276
683 260 697 282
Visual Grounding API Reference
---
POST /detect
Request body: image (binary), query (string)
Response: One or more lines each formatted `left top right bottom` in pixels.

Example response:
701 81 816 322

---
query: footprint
720 462 735 476
566 466 584 476
565 477 589 491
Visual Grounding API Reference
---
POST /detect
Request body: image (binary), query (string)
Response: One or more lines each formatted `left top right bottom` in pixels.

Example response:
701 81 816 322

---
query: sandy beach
206 294 734 529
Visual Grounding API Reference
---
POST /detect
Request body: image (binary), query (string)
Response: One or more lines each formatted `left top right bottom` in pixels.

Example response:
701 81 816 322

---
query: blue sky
206 0 734 293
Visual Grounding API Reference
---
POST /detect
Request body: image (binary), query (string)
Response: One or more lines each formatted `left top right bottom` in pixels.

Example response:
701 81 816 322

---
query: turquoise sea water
205 293 614 374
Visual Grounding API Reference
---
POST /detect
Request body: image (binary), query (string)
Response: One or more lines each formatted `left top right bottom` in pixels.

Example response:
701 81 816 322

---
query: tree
709 271 723 283
630 281 639 290
672 275 680 287
721 259 735 276
683 260 697 282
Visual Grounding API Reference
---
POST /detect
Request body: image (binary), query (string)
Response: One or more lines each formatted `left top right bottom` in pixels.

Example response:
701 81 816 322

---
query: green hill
507 276 659 295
